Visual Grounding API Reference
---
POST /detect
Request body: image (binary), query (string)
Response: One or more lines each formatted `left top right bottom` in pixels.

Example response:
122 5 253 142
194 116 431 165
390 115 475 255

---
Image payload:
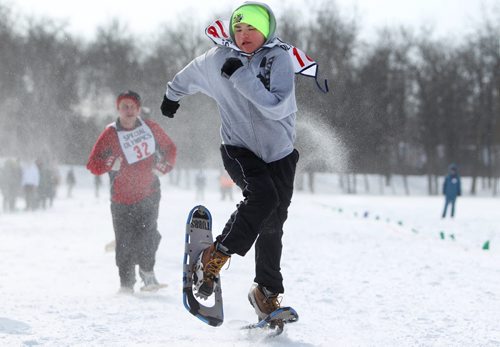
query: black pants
110 190 162 287
218 145 299 294
442 197 457 218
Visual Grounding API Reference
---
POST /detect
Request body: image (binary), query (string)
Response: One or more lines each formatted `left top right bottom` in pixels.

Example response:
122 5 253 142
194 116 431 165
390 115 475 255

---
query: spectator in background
442 163 461 218
66 167 76 198
36 159 51 209
1 158 22 212
48 162 60 206
36 158 59 209
22 159 40 211
219 169 234 201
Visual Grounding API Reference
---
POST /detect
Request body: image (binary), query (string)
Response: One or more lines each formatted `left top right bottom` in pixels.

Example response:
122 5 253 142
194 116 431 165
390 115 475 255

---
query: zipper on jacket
244 54 264 160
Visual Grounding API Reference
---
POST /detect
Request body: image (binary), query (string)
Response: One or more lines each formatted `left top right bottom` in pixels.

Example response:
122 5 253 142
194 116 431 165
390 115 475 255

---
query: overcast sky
8 0 499 40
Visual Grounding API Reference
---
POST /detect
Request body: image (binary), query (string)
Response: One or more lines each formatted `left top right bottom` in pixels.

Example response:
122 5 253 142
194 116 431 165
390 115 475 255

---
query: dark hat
116 90 141 109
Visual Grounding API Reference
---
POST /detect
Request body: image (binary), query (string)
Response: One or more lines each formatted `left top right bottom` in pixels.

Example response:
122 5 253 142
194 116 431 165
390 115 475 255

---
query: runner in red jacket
87 90 176 293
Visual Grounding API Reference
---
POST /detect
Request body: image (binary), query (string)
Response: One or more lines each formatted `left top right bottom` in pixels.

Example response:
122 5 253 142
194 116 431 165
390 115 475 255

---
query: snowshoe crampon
241 306 299 337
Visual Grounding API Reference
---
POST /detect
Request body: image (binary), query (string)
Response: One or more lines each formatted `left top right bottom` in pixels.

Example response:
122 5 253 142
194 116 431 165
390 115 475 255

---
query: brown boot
193 243 230 298
248 284 281 320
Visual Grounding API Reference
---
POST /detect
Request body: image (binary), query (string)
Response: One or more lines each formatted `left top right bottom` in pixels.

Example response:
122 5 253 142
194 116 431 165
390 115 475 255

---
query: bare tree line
0 2 499 195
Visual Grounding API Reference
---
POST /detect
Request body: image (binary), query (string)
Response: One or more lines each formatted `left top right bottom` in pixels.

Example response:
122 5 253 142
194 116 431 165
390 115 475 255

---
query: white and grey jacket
165 3 297 163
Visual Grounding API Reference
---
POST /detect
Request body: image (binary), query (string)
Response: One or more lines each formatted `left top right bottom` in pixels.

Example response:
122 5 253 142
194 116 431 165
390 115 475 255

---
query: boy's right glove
221 58 243 79
160 95 180 118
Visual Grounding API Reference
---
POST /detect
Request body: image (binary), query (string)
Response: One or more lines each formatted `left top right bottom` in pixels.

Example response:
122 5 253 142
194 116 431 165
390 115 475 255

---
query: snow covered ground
1 168 500 346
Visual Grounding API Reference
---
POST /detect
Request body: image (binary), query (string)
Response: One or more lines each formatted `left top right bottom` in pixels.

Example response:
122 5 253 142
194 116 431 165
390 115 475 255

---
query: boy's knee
248 178 279 209
257 184 279 211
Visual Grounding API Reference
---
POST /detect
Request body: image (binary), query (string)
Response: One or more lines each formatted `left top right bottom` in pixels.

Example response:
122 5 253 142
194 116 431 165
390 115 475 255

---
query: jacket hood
204 7 329 93
229 1 277 46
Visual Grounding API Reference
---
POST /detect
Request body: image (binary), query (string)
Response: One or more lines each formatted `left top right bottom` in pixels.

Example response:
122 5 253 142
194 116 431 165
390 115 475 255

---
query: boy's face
118 99 140 123
234 23 266 54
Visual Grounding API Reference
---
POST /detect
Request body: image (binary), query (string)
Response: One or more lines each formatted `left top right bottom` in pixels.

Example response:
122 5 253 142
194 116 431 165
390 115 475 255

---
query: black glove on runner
160 95 180 118
221 58 243 79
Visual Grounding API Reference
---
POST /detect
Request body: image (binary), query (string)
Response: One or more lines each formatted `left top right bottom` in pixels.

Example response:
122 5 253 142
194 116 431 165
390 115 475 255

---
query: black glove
221 58 243 79
160 95 180 118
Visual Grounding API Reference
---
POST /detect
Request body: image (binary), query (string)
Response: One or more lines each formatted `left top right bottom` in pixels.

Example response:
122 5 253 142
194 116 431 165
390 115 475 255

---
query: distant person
22 160 40 211
66 168 76 198
219 170 234 201
36 159 51 209
159 2 323 321
36 158 59 209
442 163 461 218
87 90 177 293
1 158 22 212
48 163 60 206
194 169 207 201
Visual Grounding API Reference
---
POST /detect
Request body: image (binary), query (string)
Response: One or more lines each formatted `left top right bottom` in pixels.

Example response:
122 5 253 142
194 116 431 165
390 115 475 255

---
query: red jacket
87 119 176 204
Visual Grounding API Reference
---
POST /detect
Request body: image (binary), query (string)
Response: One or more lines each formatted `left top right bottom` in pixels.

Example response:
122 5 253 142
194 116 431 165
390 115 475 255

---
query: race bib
110 118 156 165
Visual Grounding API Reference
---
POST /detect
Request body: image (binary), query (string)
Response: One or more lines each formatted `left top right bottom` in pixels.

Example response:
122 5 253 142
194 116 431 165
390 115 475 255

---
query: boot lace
266 296 283 310
205 253 229 278
263 294 282 311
